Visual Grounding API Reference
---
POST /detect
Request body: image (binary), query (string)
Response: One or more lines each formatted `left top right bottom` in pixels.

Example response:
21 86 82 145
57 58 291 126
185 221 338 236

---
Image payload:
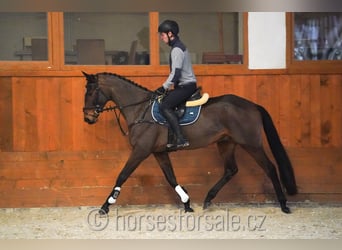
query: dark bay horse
82 72 297 214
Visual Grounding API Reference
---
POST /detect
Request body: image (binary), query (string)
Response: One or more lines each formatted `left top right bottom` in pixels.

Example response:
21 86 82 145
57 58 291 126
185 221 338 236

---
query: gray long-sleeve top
162 37 197 90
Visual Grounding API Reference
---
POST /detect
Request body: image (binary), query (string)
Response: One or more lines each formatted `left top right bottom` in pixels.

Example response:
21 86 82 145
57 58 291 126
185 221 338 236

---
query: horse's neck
108 78 150 123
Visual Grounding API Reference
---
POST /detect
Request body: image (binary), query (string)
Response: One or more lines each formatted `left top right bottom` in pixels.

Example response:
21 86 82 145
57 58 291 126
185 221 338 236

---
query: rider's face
159 32 169 44
159 31 173 44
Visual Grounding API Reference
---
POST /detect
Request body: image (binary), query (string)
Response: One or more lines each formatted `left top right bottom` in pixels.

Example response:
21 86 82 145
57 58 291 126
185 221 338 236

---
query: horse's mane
97 72 152 92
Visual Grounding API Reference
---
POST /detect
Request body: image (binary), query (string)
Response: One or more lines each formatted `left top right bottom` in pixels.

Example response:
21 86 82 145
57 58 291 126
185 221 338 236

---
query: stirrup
166 139 189 149
177 140 190 148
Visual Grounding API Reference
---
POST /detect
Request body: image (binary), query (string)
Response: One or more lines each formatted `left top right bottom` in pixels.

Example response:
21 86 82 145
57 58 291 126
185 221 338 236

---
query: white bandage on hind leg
108 187 121 204
175 185 189 203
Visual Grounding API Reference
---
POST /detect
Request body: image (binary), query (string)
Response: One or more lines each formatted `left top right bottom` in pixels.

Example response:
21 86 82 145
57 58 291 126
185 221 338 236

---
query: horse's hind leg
203 140 238 209
153 151 194 212
242 145 290 213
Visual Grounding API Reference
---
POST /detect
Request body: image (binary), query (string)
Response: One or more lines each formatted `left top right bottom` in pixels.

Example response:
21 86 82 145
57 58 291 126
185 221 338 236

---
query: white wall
248 12 286 69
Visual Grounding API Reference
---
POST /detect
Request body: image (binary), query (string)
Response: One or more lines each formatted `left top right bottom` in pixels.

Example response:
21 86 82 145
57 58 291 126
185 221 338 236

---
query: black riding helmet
158 20 179 36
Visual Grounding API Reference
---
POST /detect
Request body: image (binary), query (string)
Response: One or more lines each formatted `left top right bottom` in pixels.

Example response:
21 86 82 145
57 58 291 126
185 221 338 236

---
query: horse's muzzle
84 116 97 124
83 111 99 124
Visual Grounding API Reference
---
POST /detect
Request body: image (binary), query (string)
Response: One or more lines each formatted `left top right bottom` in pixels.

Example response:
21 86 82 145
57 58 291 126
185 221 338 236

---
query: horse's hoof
185 207 194 213
203 201 211 210
280 200 291 214
281 206 291 214
183 199 194 212
99 206 109 215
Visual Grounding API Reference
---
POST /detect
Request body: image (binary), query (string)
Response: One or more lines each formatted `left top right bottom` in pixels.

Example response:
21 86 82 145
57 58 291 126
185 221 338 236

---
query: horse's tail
256 105 298 195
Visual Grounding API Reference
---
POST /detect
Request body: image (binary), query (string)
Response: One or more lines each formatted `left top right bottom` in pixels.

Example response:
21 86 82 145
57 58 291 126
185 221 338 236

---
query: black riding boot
162 108 189 149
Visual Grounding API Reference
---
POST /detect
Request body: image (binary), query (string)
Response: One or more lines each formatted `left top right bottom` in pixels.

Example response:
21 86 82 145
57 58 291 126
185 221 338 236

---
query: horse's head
82 71 109 124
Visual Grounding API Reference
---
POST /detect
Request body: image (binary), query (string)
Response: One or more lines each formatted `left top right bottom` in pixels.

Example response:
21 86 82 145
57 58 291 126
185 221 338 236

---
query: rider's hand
154 86 166 95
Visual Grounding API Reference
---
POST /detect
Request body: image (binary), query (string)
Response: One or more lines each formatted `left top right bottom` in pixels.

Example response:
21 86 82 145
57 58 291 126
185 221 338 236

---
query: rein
83 77 162 136
84 91 157 136
100 96 155 136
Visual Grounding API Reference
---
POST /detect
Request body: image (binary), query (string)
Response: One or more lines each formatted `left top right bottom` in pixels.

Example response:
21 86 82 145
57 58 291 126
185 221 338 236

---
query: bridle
83 82 108 117
83 81 157 135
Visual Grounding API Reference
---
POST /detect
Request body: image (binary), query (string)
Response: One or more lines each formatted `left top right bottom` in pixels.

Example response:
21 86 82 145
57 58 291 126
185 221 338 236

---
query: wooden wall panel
36 78 61 151
59 78 74 150
309 76 322 146
3 73 342 151
277 75 291 146
0 73 341 208
320 75 333 146
0 147 341 208
0 77 13 151
330 75 342 146
12 78 38 151
70 76 87 151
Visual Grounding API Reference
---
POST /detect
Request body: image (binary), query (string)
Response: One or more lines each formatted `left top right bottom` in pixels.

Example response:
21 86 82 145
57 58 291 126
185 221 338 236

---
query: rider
155 20 197 150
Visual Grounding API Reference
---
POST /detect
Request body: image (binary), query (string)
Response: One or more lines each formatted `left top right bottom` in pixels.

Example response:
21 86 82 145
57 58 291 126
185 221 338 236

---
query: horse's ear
82 71 97 82
82 71 89 78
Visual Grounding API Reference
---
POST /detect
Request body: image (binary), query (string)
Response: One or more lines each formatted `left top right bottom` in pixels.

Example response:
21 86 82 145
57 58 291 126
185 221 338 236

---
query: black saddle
174 87 202 118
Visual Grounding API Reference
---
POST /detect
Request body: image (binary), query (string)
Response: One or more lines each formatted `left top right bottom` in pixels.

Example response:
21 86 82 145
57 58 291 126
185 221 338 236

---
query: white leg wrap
108 196 116 204
175 185 189 203
108 187 121 204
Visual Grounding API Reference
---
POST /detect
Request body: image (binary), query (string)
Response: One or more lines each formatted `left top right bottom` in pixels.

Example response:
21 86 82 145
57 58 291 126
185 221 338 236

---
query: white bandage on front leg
175 185 189 203
108 187 121 204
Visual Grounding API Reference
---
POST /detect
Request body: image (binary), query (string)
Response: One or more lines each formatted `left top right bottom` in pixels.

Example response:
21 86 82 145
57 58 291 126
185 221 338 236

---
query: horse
82 71 297 215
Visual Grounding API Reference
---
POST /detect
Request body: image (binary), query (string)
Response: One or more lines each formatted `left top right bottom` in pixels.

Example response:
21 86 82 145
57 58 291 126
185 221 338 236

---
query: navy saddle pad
151 100 201 126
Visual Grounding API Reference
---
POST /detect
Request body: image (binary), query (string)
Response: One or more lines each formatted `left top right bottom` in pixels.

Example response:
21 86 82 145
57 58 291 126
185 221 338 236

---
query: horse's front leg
153 151 194 212
100 147 150 214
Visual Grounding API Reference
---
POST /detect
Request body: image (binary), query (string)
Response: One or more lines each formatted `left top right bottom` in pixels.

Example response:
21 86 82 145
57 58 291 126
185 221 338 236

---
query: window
0 13 48 61
159 13 243 65
63 13 150 65
293 12 342 61
0 12 247 74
